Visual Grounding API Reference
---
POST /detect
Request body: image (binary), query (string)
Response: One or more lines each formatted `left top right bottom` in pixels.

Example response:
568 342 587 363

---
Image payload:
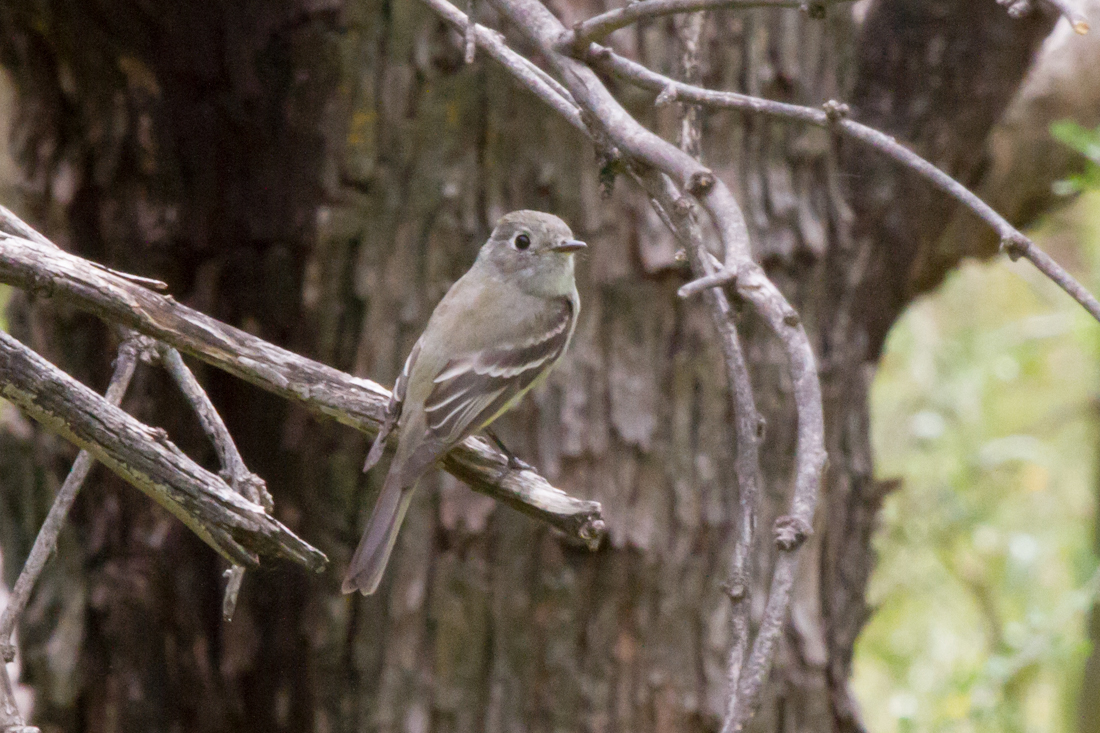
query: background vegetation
855 126 1100 732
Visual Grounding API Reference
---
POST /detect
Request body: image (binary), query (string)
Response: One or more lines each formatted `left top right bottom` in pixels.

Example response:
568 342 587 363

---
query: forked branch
590 49 1100 322
159 344 272 620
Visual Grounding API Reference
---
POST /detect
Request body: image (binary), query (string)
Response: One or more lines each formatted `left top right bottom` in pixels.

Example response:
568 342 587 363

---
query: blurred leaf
854 191 1100 733
1051 120 1100 195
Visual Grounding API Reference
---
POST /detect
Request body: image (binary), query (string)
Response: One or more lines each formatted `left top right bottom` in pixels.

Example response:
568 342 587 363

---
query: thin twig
0 204 168 291
558 0 848 48
723 269 825 732
159 344 271 621
0 205 54 249
673 10 705 159
0 336 141 731
0 670 31 733
591 50 1100 323
160 346 263 504
0 338 139 646
0 221 605 546
421 0 586 130
641 169 765 722
666 14 761 714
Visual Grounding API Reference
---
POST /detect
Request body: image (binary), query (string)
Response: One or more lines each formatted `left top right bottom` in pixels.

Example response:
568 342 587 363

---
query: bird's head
478 210 585 294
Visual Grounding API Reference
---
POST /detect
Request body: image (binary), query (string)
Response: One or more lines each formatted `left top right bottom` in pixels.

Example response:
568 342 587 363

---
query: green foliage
1051 121 1100 195
854 191 1100 732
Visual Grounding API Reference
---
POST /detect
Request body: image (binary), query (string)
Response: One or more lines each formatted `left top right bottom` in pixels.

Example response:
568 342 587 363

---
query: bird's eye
514 233 531 250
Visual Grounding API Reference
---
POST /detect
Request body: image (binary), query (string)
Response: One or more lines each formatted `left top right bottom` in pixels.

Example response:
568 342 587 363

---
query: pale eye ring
514 233 531 250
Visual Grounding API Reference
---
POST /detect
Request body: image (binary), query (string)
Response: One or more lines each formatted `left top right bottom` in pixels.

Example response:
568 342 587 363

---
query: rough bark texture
0 1 1073 732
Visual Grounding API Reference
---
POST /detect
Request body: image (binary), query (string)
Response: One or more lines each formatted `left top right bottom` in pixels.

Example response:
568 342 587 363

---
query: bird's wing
363 336 423 472
422 298 574 446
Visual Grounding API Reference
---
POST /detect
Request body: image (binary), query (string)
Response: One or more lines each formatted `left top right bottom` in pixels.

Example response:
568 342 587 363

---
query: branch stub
1000 234 1029 261
655 85 678 108
822 99 850 122
724 581 747 601
673 196 694 219
686 170 716 197
773 515 812 551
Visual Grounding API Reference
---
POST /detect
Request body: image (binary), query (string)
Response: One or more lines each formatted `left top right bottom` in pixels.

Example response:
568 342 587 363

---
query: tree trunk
0 1 1062 732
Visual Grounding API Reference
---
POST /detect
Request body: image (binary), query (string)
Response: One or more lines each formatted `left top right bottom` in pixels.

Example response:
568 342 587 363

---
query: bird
343 210 585 595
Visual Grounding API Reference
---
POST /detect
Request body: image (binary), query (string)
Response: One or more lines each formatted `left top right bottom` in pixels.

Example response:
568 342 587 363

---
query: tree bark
0 1 1071 732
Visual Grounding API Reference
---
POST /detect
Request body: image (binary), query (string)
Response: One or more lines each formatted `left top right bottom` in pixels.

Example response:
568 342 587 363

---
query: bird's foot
486 428 535 479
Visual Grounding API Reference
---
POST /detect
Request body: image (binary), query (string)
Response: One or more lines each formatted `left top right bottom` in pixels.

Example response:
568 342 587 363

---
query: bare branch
639 169 765 722
558 0 848 49
697 256 826 731
664 16 761 713
0 339 139 656
160 345 269 507
465 0 478 62
0 335 140 731
633 172 825 732
592 51 1100 322
0 329 327 570
0 205 169 292
0 230 604 546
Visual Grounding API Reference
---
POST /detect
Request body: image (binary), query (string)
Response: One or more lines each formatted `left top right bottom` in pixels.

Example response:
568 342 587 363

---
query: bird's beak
551 239 587 253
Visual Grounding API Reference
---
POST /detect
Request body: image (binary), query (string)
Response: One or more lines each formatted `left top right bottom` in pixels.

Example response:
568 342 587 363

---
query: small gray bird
343 210 585 595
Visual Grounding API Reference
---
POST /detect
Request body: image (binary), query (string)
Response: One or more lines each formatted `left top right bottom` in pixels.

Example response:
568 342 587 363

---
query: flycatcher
343 210 585 595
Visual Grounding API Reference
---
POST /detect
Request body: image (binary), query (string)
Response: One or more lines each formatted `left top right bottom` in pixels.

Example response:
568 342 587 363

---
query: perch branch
0 329 327 571
0 205 168 292
0 229 604 547
592 50 1100 323
0 335 141 732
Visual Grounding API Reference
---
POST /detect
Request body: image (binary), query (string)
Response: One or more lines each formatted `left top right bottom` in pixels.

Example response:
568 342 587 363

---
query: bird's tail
342 472 417 595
